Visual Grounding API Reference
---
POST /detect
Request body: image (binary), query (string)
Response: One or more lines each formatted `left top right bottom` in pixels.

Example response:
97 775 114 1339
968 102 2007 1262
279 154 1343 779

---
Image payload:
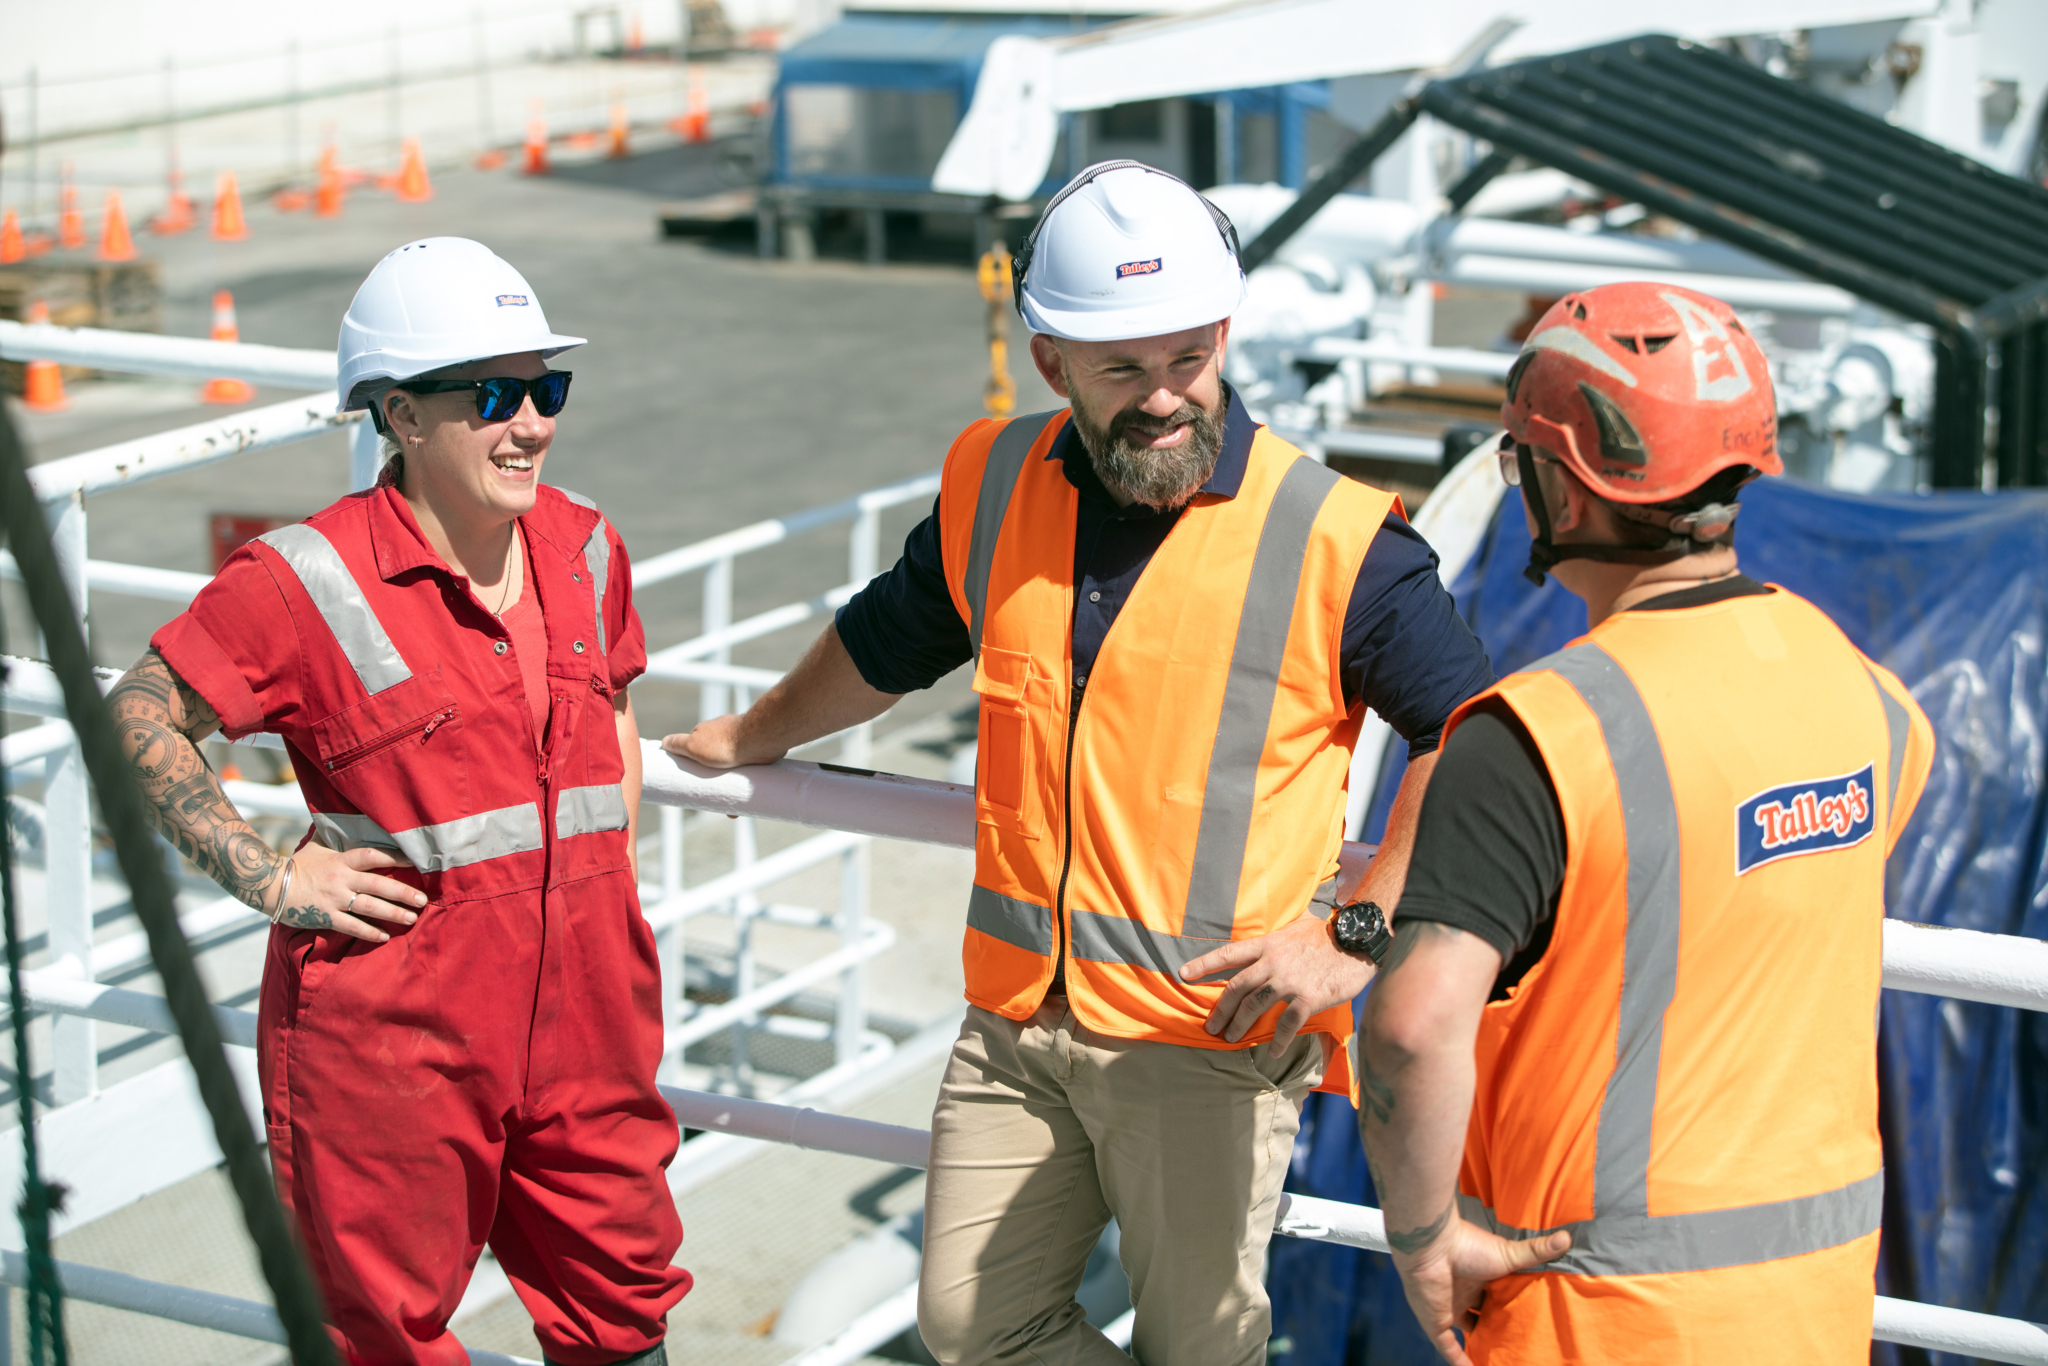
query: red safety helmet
1501 282 1782 582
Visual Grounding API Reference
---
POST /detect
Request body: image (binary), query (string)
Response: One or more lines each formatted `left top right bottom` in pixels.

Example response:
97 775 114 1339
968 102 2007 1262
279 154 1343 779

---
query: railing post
700 557 733 722
656 804 685 1083
727 679 759 1096
43 492 96 1105
836 504 880 1067
836 840 870 1068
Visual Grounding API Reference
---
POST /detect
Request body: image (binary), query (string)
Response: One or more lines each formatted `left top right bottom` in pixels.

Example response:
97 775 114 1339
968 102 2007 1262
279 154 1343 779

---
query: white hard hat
1015 161 1246 343
336 237 585 413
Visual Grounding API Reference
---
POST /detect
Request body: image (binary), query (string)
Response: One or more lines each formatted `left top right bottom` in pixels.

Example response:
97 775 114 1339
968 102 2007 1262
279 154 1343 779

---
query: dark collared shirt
836 388 1493 756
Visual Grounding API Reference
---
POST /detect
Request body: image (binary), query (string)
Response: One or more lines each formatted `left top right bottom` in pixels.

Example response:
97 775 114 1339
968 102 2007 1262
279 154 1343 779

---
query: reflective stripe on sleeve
555 783 629 839
964 411 1058 661
258 524 411 695
311 802 544 873
1181 457 1343 940
1459 1171 1883 1277
966 885 1055 954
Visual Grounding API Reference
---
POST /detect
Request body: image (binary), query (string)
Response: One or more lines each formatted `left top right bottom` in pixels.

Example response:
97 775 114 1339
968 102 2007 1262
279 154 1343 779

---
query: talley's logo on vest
1735 763 1876 874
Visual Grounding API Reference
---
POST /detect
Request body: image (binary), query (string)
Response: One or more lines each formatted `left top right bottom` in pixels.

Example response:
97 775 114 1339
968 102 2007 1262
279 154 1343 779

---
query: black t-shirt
1396 575 1775 999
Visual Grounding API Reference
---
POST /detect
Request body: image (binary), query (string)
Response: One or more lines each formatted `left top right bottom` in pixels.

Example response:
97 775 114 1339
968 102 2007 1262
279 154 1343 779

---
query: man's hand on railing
662 712 785 769
660 622 899 771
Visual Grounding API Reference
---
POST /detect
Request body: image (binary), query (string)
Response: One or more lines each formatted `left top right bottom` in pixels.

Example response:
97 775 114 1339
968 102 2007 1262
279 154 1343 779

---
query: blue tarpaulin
1270 476 2048 1365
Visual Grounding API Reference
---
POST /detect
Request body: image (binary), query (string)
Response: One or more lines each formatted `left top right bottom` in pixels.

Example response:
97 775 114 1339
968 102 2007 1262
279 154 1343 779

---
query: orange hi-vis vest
937 409 1398 1093
1447 587 1935 1365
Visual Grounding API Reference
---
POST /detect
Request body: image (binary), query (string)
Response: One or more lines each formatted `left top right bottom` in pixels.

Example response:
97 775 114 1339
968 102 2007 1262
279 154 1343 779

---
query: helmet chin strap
1518 445 1701 587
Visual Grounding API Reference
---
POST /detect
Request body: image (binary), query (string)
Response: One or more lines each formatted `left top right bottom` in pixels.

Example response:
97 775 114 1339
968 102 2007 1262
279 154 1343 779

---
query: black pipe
1445 146 1514 214
1418 80 1961 331
0 407 339 1361
1930 331 1988 489
1239 96 1421 274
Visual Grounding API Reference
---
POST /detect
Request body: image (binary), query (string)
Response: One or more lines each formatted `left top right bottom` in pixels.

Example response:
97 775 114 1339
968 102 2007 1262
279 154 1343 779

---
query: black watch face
1336 901 1386 955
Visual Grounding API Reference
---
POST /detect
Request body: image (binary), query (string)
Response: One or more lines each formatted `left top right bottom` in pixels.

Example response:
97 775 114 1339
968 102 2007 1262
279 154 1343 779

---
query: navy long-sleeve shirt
836 388 1494 757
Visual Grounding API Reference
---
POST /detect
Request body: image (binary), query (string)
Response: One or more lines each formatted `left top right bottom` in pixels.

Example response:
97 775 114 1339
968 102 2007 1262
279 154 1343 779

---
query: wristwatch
1331 899 1393 965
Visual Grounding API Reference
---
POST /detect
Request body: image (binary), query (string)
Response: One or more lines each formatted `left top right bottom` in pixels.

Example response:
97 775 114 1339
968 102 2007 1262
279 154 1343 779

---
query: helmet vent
1611 334 1640 353
1577 381 1649 466
1572 301 1588 320
1643 334 1676 353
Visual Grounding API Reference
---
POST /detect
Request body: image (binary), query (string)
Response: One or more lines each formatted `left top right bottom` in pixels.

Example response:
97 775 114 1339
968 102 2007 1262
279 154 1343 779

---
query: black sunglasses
397 371 573 422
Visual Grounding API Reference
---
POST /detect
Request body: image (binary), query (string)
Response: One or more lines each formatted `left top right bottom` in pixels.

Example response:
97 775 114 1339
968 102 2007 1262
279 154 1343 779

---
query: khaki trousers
918 1000 1325 1366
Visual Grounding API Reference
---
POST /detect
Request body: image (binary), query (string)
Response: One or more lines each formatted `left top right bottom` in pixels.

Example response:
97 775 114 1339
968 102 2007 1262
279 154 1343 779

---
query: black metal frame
1241 34 2048 488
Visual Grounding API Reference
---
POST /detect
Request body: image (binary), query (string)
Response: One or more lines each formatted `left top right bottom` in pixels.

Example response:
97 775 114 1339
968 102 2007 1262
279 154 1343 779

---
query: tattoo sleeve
108 650 284 915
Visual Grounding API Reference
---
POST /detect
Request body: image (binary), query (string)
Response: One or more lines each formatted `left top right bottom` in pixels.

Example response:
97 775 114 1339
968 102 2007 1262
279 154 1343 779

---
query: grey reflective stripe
258 524 411 695
1181 458 1343 940
310 802 545 873
1863 663 1909 822
582 520 611 656
1459 1171 1882 1277
964 411 1058 660
1531 641 1681 1224
966 885 1055 954
1496 641 1882 1276
1069 908 1234 980
552 488 612 657
555 783 629 839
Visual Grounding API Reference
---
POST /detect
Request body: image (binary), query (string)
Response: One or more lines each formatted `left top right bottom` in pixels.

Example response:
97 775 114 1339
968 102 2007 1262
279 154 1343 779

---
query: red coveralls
154 476 690 1365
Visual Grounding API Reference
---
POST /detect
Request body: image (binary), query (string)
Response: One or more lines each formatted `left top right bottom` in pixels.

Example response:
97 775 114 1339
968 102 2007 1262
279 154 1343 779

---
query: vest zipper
1051 675 1086 978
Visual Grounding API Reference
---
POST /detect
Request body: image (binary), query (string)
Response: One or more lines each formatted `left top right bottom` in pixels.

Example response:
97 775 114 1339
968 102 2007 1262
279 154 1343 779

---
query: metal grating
1420 34 2048 489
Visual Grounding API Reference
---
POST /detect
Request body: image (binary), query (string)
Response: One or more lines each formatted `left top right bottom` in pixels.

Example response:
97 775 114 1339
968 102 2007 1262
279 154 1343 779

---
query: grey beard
1069 390 1227 509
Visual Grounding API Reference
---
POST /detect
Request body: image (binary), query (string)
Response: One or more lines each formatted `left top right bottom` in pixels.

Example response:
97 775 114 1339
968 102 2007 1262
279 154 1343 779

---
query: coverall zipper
1051 675 1086 975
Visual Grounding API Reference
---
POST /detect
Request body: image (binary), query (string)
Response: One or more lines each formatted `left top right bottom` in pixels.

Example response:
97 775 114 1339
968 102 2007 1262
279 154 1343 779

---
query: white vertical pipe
1402 115 1439 368
657 803 685 1085
728 678 759 1095
700 557 733 721
835 840 870 1069
836 507 880 1068
348 419 383 493
43 494 95 1105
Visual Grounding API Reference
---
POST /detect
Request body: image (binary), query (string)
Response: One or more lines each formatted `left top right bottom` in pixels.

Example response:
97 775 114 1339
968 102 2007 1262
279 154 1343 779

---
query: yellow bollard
977 243 1017 419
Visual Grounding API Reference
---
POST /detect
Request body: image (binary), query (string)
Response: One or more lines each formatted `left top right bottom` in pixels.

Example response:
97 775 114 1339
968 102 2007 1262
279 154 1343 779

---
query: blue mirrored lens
532 372 571 417
475 378 526 421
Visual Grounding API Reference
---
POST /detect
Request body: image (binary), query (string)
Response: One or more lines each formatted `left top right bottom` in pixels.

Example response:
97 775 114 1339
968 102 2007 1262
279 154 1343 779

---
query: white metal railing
0 321 339 390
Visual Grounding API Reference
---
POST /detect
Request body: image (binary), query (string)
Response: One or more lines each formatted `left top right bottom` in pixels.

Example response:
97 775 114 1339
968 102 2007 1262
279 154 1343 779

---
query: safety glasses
399 371 573 422
1495 436 1561 487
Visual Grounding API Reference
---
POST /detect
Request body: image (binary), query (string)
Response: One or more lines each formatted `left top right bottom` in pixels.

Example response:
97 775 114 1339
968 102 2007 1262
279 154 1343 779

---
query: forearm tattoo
1385 1200 1455 1255
108 650 295 918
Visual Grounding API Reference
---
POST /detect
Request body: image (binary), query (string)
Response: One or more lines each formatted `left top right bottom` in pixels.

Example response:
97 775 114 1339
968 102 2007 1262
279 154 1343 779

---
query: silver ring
345 891 359 914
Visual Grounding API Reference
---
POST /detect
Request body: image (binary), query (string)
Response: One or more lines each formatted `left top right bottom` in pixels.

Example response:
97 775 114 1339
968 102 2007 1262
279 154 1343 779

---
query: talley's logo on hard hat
496 293 530 307
1735 763 1875 874
1116 258 1163 279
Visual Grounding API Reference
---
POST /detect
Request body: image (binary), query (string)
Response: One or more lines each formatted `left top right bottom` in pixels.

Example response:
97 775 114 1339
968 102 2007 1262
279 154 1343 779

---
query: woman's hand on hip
276 843 427 942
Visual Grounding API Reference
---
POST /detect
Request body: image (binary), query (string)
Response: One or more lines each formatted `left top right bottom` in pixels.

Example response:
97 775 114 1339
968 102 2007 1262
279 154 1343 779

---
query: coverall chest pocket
972 646 1044 840
311 669 468 820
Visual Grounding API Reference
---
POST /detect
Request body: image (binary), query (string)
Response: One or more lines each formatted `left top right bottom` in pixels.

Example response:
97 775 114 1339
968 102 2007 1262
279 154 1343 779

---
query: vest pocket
313 669 462 778
973 646 1041 839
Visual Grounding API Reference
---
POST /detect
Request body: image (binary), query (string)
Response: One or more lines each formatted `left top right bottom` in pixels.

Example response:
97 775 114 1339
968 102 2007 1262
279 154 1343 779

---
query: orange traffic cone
200 290 256 404
57 170 85 249
627 15 644 52
21 301 68 413
0 209 24 265
524 102 550 175
316 144 345 217
212 171 248 242
681 67 710 144
395 138 433 202
154 159 196 234
608 101 631 159
98 190 138 261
